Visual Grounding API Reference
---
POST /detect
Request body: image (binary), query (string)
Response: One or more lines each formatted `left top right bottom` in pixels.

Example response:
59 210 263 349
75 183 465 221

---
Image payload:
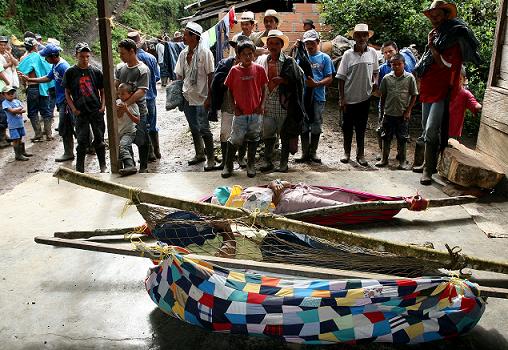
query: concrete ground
1 170 507 349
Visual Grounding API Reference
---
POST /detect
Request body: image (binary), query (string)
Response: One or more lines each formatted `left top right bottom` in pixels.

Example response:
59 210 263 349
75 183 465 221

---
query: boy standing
62 42 106 173
376 54 418 169
116 83 140 176
2 86 32 161
222 39 268 178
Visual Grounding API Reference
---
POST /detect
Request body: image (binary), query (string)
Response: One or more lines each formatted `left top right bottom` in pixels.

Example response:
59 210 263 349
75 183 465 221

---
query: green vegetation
320 0 498 138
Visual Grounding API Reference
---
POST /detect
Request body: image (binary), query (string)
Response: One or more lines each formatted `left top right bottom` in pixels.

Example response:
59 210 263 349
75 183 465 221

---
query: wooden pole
97 0 120 173
52 167 508 274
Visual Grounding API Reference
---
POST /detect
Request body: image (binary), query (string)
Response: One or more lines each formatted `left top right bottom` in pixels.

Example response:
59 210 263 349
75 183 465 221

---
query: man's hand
17 71 28 81
254 104 264 115
428 29 437 47
234 105 242 116
306 76 319 88
403 109 411 121
99 106 106 113
116 101 127 116
72 108 81 116
340 99 346 112
204 97 210 111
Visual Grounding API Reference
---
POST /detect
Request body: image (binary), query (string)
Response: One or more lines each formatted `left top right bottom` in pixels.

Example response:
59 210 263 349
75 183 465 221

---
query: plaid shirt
262 54 287 120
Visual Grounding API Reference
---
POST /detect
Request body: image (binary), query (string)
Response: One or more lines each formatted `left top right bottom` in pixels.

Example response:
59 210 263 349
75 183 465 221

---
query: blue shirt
17 52 55 96
307 52 334 102
2 99 24 129
378 49 416 85
136 48 160 100
47 58 70 105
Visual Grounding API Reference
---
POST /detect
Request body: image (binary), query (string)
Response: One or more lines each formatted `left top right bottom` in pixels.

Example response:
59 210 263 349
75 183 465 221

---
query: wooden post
97 0 120 173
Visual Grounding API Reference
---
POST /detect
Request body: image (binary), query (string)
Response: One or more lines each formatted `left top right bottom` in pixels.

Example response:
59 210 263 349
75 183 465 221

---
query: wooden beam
97 0 120 173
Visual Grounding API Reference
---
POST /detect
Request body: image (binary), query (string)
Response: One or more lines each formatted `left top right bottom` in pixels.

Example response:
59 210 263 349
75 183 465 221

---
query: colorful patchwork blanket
145 253 485 344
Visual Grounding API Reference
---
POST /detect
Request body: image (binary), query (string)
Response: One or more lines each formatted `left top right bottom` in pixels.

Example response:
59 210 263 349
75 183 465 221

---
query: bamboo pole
54 227 141 239
53 167 508 274
285 196 478 220
34 236 508 299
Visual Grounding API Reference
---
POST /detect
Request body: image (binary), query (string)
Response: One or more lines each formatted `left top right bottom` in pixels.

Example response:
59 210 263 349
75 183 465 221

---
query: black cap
229 34 249 48
24 31 35 39
75 42 91 53
303 19 315 29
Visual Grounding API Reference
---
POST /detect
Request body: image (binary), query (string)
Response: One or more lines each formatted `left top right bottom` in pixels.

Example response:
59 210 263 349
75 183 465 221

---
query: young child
449 67 482 140
376 54 418 169
2 86 32 161
222 39 268 178
116 83 140 176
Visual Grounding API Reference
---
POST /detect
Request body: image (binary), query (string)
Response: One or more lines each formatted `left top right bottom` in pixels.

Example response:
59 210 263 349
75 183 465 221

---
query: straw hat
261 29 289 50
263 9 280 23
348 23 374 39
185 22 203 36
424 0 457 19
239 11 256 23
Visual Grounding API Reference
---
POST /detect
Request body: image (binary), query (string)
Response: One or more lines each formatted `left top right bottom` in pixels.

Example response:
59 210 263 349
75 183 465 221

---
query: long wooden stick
53 167 508 274
54 227 142 239
285 196 478 220
33 236 508 299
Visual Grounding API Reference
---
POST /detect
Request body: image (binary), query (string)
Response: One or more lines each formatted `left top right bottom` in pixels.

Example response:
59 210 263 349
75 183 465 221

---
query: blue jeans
146 98 158 132
229 114 262 146
49 87 56 116
119 132 136 161
303 100 325 134
183 100 212 139
26 85 52 121
421 100 445 145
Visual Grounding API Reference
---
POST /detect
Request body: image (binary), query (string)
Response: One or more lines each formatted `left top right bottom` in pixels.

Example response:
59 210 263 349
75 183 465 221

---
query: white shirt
0 54 19 88
175 45 214 106
156 43 165 64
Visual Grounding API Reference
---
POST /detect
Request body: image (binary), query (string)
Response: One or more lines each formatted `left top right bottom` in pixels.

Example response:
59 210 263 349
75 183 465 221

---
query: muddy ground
0 84 424 195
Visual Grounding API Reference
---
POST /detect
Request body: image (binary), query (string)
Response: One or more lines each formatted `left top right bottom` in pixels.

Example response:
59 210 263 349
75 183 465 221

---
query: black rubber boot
375 128 383 161
420 143 437 185
20 142 33 157
375 139 390 167
237 143 247 168
218 141 228 170
260 138 275 172
96 146 107 173
221 142 237 178
14 144 29 161
203 134 218 171
309 133 322 163
147 134 156 162
138 143 149 173
412 140 425 173
188 133 206 165
43 118 54 141
275 139 289 173
295 132 310 163
340 130 353 163
75 152 86 173
0 128 10 148
149 131 162 159
119 158 137 176
55 135 74 162
246 141 257 178
356 144 368 167
30 117 43 142
397 140 410 170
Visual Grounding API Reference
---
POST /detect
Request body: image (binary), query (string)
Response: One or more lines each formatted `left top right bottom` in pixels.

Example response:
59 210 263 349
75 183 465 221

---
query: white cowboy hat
424 0 457 19
239 11 256 23
185 22 203 36
263 9 280 23
348 23 374 39
261 29 289 50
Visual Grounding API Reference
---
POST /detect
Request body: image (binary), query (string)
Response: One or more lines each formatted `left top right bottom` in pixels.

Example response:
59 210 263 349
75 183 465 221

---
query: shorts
9 127 26 140
229 114 262 145
381 115 409 141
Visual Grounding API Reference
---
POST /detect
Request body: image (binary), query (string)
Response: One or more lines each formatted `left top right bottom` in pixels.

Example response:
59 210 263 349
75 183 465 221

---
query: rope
97 16 115 29
120 187 143 217
405 194 430 211
445 244 467 272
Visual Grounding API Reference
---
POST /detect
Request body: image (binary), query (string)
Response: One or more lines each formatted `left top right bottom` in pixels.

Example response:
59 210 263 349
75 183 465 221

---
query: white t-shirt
0 54 19 88
116 98 139 136
174 46 214 106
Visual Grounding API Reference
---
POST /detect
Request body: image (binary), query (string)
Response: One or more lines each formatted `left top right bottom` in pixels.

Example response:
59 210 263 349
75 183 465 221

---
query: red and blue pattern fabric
145 253 485 344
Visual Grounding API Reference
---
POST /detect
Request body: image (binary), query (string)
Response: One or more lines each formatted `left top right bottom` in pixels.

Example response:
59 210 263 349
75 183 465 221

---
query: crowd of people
0 0 481 186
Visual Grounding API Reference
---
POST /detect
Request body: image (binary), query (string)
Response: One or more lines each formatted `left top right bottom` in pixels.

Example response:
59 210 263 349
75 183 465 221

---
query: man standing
257 30 305 173
156 36 166 86
252 9 279 48
229 11 257 57
175 22 218 171
336 23 379 166
19 43 73 162
414 0 479 185
62 43 106 173
0 36 19 88
17 37 54 142
0 36 14 148
128 31 161 160
115 38 151 173
295 29 334 164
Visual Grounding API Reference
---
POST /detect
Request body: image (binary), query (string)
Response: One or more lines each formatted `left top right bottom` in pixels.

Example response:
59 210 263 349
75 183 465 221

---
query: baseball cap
24 37 38 48
75 42 91 53
40 43 62 57
2 85 16 93
0 36 8 43
303 19 315 29
35 33 42 40
302 29 320 42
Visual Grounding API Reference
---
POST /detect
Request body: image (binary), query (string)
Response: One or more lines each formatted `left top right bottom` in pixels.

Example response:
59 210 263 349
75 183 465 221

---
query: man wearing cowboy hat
336 23 379 167
414 0 480 185
257 29 305 173
229 11 257 57
175 22 218 171
252 9 280 48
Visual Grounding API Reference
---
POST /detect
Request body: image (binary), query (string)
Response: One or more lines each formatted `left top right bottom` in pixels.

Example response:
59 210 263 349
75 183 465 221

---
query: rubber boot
217 141 228 170
309 133 322 163
221 142 236 178
340 131 352 163
20 142 33 157
260 138 275 172
412 140 425 173
295 132 310 163
237 143 247 168
275 139 289 173
96 146 107 173
43 118 54 141
147 135 156 162
119 158 137 176
75 152 85 173
138 143 149 173
397 140 410 170
203 134 218 171
55 135 75 162
14 144 29 161
375 139 390 167
30 117 43 142
188 133 205 165
246 141 257 178
149 131 162 159
420 143 436 185
0 128 10 148
375 128 383 161
356 144 368 167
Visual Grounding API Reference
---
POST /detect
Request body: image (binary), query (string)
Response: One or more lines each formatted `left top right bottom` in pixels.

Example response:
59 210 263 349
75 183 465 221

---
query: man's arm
204 72 213 110
404 95 417 121
306 74 332 87
338 79 346 111
65 89 80 116
124 89 146 107
99 89 106 113
19 73 51 84
6 106 25 114
0 71 8 85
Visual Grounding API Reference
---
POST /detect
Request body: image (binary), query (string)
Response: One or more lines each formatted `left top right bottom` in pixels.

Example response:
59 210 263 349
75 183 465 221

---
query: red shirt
449 87 479 137
420 44 462 103
224 63 268 115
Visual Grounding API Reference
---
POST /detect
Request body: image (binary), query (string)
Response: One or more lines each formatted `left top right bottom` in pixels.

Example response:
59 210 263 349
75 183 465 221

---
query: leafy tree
320 0 498 137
